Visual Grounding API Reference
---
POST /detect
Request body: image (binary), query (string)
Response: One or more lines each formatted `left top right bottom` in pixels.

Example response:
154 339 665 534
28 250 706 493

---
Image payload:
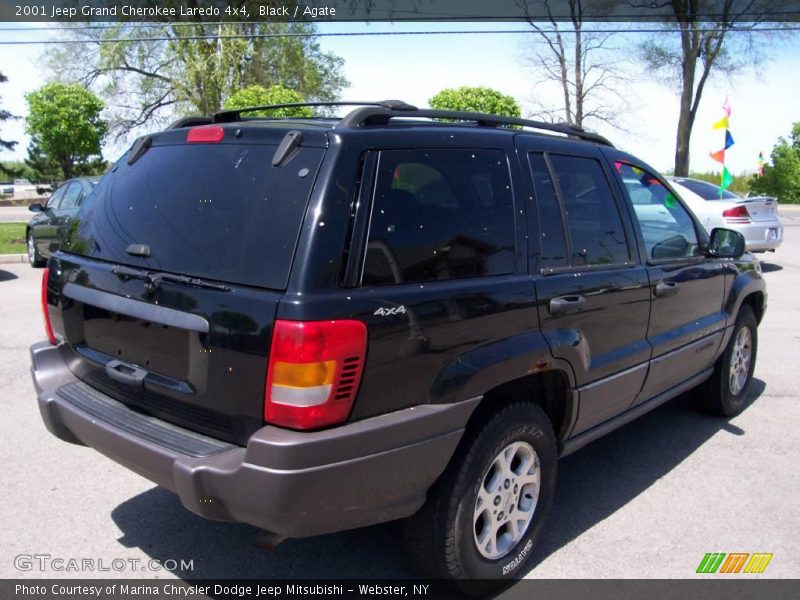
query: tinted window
59 182 83 210
529 153 567 270
362 149 515 286
672 178 739 200
63 143 324 290
46 186 66 210
617 163 700 260
548 155 629 266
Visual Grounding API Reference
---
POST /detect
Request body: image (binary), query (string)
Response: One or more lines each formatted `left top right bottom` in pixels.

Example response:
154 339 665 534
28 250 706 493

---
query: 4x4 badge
374 306 407 317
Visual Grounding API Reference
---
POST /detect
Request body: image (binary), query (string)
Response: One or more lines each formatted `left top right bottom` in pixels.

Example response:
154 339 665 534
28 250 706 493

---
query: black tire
403 402 557 594
699 305 758 417
27 232 46 268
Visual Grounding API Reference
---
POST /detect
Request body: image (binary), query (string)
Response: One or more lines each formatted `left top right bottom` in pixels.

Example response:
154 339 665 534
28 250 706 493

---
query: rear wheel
403 402 557 594
27 232 46 268
699 305 758 417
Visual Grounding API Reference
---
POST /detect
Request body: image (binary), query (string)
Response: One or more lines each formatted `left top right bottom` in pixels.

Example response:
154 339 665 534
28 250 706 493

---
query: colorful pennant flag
712 116 729 130
721 166 733 190
757 151 765 176
710 97 734 196
725 131 735 150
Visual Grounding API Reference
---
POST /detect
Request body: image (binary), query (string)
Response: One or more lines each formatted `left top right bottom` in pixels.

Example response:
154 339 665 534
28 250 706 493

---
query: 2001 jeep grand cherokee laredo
31 101 765 590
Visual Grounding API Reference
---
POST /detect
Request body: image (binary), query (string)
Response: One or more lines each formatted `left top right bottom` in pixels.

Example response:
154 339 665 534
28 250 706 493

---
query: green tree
750 123 800 203
641 0 784 176
46 20 347 138
429 87 521 117
223 85 313 117
25 83 107 180
0 71 18 178
24 142 62 182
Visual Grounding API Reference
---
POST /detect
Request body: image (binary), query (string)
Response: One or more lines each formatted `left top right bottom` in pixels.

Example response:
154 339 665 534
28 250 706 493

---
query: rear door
518 138 652 435
608 158 727 403
51 130 326 444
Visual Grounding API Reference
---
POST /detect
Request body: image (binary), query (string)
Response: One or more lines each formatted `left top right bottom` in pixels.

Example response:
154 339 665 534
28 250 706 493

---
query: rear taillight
186 125 224 143
722 205 751 223
265 319 367 430
41 268 56 345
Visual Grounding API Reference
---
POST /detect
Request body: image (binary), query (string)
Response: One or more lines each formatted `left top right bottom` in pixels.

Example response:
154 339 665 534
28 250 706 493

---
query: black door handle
105 360 147 389
654 281 680 298
549 295 586 316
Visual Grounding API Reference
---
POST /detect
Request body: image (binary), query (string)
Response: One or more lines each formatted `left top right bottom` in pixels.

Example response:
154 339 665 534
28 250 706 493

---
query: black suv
30 102 765 589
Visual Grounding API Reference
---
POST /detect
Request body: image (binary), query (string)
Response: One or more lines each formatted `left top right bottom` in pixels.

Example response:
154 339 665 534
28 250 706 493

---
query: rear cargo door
52 130 325 445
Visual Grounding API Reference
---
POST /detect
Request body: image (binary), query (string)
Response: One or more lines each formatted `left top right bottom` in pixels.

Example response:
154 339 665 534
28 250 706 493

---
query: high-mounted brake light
722 205 751 224
41 267 56 345
186 125 225 144
265 320 367 430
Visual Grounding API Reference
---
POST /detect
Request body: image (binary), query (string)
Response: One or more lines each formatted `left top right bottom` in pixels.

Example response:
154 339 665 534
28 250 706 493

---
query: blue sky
0 21 796 175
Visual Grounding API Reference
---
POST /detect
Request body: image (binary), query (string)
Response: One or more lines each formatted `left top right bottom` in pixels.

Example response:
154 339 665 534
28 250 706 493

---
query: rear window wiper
112 265 231 292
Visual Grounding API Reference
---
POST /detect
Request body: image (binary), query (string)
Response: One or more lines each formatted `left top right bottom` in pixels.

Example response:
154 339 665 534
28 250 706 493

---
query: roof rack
336 107 613 146
212 100 417 123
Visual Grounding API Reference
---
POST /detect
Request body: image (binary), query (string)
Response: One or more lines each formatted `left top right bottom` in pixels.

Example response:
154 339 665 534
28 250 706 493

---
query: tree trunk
674 22 697 177
574 27 583 127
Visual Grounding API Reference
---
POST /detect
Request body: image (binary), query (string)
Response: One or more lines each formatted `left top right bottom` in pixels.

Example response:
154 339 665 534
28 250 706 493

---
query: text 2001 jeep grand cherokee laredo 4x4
31 101 765 590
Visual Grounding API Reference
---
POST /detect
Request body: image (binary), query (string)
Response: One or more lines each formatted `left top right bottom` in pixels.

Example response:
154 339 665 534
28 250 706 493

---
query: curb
0 254 27 264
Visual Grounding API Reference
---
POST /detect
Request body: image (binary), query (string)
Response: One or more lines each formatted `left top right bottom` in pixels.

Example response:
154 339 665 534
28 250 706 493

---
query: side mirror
28 203 44 213
707 227 745 259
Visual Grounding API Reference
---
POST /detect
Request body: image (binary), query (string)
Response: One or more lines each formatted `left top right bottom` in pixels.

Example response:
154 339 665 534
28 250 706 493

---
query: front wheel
403 402 557 593
27 232 46 268
700 305 758 417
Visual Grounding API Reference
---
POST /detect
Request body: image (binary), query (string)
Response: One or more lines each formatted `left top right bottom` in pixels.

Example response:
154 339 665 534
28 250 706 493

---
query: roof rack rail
168 116 213 129
336 107 613 146
212 100 417 123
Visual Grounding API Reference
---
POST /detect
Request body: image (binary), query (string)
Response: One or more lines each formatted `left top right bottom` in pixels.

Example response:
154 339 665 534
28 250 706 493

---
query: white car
667 177 783 253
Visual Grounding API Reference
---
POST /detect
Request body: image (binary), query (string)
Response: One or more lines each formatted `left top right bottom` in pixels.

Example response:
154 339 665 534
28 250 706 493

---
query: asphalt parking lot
0 210 798 585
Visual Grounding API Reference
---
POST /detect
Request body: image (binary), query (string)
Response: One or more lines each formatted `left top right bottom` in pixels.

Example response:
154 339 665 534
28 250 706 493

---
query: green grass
0 223 26 254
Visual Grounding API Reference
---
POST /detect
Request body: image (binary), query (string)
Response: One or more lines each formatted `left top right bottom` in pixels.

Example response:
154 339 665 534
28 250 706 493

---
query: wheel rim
729 326 753 396
27 235 35 263
473 441 540 560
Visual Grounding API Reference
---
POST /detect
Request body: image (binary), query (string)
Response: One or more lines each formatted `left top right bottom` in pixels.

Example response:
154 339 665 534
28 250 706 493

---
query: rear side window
528 154 568 270
362 149 515 286
548 155 630 267
63 142 324 290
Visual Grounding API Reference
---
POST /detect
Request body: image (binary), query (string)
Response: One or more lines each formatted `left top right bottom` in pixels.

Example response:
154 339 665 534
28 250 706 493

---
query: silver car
668 177 783 253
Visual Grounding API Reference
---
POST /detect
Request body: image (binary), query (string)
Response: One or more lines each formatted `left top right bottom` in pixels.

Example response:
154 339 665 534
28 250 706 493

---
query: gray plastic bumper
30 341 478 538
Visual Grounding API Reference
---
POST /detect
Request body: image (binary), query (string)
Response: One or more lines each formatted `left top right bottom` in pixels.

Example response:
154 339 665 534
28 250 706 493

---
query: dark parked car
26 177 99 267
30 102 765 592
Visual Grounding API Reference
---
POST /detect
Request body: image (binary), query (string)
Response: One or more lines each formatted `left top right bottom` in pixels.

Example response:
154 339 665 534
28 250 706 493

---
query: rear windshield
672 178 739 200
63 142 324 289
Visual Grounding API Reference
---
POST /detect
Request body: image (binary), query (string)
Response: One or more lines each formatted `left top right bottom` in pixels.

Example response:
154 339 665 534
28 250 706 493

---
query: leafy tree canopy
223 85 313 118
25 83 107 180
750 123 800 203
46 20 347 139
429 87 521 118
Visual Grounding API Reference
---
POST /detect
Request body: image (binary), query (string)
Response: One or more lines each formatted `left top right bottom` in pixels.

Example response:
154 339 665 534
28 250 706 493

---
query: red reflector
41 267 56 345
186 126 224 143
722 205 751 222
265 320 367 430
